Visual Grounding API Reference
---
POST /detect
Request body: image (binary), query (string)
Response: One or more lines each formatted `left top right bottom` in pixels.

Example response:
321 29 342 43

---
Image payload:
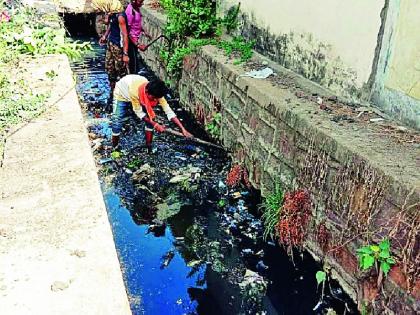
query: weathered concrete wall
384 0 420 100
220 0 385 98
140 7 419 314
371 0 420 129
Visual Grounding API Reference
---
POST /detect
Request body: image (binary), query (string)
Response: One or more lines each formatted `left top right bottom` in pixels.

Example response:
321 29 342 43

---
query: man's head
146 79 168 101
131 0 144 10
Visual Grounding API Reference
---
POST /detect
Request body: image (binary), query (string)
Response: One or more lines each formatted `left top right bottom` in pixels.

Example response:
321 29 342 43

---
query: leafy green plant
356 239 396 276
0 4 91 159
111 151 122 160
45 70 57 79
163 38 216 74
101 165 113 176
217 199 226 208
360 301 372 315
162 0 218 39
180 178 193 192
260 184 284 240
160 0 254 76
127 158 142 169
221 4 241 34
315 270 327 301
218 37 255 65
0 84 47 130
0 6 91 62
205 112 221 138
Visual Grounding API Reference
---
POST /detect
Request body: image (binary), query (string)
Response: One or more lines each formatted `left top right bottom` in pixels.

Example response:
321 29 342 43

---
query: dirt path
0 55 130 314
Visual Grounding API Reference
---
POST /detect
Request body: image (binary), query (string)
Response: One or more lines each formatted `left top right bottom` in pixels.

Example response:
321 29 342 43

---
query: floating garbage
169 174 190 184
132 163 154 182
241 248 253 256
239 269 268 307
256 260 269 271
98 157 113 165
160 250 175 269
156 200 182 221
232 192 242 199
370 117 385 123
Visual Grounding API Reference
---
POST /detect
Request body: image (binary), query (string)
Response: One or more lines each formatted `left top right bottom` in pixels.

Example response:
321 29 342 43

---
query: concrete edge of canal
0 55 131 315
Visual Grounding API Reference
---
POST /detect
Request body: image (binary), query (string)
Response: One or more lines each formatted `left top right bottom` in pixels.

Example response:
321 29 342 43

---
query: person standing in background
125 0 151 74
94 0 129 99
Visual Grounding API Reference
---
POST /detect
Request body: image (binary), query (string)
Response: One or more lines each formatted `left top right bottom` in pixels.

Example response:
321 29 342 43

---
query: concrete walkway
0 55 131 314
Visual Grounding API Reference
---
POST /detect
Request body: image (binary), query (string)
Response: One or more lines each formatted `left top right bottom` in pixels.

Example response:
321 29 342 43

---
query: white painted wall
222 0 385 87
384 0 420 100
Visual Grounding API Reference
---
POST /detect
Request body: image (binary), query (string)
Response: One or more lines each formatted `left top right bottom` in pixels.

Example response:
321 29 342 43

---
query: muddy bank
70 38 358 315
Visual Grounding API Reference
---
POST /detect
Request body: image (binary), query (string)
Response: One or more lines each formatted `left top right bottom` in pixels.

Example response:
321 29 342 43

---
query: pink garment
125 3 142 43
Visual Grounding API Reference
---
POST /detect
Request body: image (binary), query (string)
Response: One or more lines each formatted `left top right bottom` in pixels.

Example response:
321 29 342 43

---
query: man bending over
111 74 192 152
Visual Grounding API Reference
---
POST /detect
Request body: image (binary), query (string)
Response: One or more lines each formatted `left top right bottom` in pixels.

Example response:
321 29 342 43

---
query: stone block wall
141 6 419 314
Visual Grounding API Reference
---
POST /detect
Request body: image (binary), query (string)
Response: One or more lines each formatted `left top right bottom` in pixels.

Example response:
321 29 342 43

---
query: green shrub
160 1 253 76
356 239 396 276
260 184 284 240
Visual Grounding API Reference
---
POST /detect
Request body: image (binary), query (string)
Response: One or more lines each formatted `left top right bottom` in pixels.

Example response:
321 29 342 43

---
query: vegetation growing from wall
259 186 312 255
204 112 221 138
299 137 418 310
159 0 254 76
260 184 283 240
357 239 396 277
226 164 251 189
275 189 311 251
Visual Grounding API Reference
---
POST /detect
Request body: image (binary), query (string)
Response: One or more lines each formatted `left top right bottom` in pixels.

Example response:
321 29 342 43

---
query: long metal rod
165 128 224 150
142 34 170 51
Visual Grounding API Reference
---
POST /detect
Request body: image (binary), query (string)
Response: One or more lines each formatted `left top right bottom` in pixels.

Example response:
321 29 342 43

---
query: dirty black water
69 34 358 315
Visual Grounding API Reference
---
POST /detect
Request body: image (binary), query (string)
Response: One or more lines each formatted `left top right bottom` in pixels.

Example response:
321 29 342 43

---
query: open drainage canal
69 31 358 315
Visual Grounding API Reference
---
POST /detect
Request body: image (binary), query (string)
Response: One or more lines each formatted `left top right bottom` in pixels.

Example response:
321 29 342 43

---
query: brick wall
141 7 419 314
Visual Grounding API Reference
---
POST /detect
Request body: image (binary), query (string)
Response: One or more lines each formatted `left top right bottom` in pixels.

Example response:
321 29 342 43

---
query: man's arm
171 116 192 138
143 116 165 133
99 15 111 45
159 98 192 137
118 15 129 64
131 101 166 133
99 26 110 44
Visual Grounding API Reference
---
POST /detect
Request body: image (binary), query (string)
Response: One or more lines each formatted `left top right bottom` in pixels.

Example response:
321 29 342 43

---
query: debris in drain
169 174 190 184
132 163 154 182
99 157 113 165
147 219 166 237
161 250 175 269
256 260 269 271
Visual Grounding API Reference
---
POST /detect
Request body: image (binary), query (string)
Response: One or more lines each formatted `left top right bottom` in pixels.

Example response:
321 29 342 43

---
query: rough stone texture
140 7 419 314
0 55 131 314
